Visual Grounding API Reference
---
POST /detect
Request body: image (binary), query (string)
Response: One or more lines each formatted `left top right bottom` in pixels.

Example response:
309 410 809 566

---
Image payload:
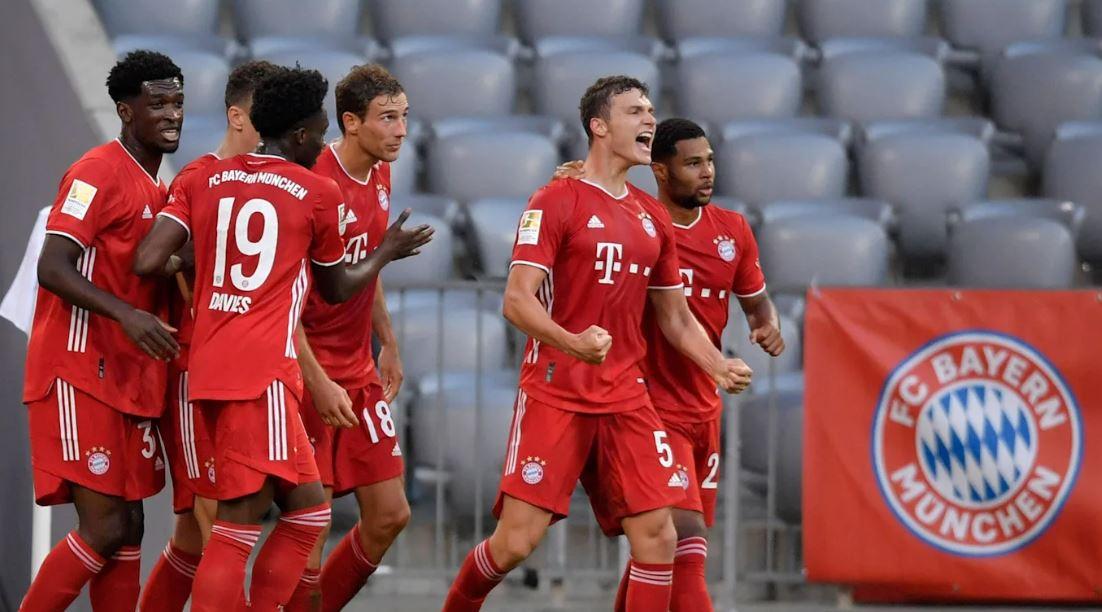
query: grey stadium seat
856 117 995 151
112 34 237 60
172 50 230 119
427 132 559 202
951 198 1082 236
514 0 645 42
532 51 660 126
676 53 802 128
430 116 565 143
390 193 461 225
388 147 419 195
675 36 809 62
390 50 516 123
1043 132 1102 262
233 0 360 41
739 389 803 522
717 133 847 206
367 0 501 41
387 34 521 60
393 308 509 381
939 0 1068 76
721 118 854 147
818 52 945 124
947 217 1077 288
990 51 1102 167
655 0 786 40
797 0 927 44
759 198 895 230
380 211 455 285
94 0 218 37
466 198 527 278
254 50 364 118
858 132 989 263
817 36 951 63
757 214 891 289
531 35 666 62
723 309 802 379
1085 0 1102 37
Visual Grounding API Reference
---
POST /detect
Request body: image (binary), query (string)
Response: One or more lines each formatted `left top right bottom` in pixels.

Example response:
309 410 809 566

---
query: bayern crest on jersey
377 187 389 211
714 235 736 262
872 331 1081 557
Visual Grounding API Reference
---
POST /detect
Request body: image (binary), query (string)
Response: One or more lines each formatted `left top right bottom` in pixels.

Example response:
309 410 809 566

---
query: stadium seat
254 49 364 118
858 132 989 264
430 116 565 143
380 212 455 285
739 389 804 523
818 52 945 124
112 34 237 59
990 51 1102 168
721 118 854 147
797 0 927 44
531 35 666 62
654 0 786 40
947 217 1077 288
716 133 847 206
817 36 951 62
676 52 802 128
513 0 645 42
759 198 894 230
1085 0 1102 37
387 34 521 60
94 0 218 38
855 117 995 151
367 0 501 41
938 0 1068 76
171 50 231 119
1043 132 1102 262
532 51 661 126
675 36 809 62
427 132 558 203
757 214 891 289
466 198 527 278
233 0 374 55
388 146 419 195
394 307 510 385
723 309 802 379
389 193 461 225
390 50 515 124
951 198 1082 235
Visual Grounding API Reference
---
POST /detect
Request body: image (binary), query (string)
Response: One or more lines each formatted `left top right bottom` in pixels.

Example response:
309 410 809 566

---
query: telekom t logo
595 242 623 285
679 268 695 296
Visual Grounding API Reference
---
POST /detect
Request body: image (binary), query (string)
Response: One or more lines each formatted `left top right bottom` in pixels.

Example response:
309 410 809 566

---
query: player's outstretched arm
738 291 785 357
648 288 752 394
133 216 191 277
39 235 178 360
503 264 612 365
312 209 433 304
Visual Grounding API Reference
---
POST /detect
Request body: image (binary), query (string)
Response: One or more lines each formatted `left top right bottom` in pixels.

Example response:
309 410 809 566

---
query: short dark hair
106 50 183 103
335 64 404 134
578 75 649 143
652 118 707 162
224 60 282 109
250 67 328 140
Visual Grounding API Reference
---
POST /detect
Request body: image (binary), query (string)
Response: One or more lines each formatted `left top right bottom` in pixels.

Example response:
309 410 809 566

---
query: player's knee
672 512 707 541
81 511 129 556
496 526 540 566
363 500 410 542
628 513 678 560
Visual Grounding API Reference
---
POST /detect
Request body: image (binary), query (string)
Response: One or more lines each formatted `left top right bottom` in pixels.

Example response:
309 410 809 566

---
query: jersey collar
329 141 374 185
672 207 703 230
579 178 628 200
113 139 164 187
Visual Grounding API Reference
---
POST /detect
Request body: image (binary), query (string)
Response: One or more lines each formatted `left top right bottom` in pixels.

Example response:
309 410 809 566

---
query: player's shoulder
310 144 339 176
529 177 582 209
66 141 123 182
629 185 671 219
170 153 220 188
706 204 754 236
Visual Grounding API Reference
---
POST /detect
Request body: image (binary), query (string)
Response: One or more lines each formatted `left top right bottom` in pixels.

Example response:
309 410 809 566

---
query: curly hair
249 66 328 140
652 118 707 162
224 60 283 109
578 75 649 143
335 63 404 134
105 50 183 102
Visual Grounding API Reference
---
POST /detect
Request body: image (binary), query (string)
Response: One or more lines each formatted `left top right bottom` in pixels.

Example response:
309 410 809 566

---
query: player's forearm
657 296 725 376
741 292 779 334
326 251 390 303
371 278 398 349
295 326 332 394
39 249 135 323
503 285 577 356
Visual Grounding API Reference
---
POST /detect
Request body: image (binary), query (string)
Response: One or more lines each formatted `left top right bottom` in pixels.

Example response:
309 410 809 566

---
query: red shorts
28 379 166 505
198 380 320 501
300 383 405 496
665 417 722 527
493 391 686 537
161 367 217 513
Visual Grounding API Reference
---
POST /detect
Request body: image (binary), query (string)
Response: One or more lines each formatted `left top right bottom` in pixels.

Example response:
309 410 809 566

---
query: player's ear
589 117 608 139
227 105 246 132
116 100 134 124
340 111 357 136
651 161 668 184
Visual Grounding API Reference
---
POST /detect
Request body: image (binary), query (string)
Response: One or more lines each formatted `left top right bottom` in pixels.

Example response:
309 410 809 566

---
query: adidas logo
587 215 604 229
667 473 684 488
141 205 153 219
344 209 358 224
391 444 403 457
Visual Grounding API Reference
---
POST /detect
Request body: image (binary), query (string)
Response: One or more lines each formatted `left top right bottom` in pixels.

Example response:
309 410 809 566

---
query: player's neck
658 191 701 226
117 131 162 180
334 137 378 182
215 130 257 159
255 141 293 163
581 148 631 197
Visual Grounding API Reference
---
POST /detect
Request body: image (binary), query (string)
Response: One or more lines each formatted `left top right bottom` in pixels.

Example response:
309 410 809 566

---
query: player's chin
155 137 181 154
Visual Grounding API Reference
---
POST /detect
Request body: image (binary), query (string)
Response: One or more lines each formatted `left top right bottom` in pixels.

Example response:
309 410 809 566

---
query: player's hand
120 308 179 361
750 324 785 356
552 160 585 181
378 343 404 403
312 376 357 429
713 358 753 394
568 325 612 365
379 209 434 261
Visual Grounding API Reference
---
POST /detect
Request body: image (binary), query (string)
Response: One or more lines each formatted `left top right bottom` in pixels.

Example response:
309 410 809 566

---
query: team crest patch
872 331 1081 557
714 235 736 262
517 210 542 245
521 456 546 485
638 212 657 238
205 458 216 484
86 447 111 476
377 187 389 211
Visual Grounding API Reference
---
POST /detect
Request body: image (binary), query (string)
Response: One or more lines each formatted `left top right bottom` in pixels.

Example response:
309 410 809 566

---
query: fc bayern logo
872 331 1081 557
522 461 544 485
717 239 736 262
377 188 389 211
87 452 110 476
641 217 657 238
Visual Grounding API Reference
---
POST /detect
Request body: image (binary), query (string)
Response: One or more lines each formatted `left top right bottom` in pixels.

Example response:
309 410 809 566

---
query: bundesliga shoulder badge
871 331 1081 556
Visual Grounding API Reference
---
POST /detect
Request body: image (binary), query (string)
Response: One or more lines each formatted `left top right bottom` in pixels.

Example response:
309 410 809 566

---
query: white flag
1 206 50 336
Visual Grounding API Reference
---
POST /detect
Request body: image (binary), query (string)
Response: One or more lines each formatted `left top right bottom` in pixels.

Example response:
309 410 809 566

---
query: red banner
803 288 1102 602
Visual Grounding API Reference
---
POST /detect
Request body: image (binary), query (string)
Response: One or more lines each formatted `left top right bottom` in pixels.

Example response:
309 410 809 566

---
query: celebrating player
20 50 183 611
285 63 411 611
140 59 283 612
442 76 752 612
133 67 432 611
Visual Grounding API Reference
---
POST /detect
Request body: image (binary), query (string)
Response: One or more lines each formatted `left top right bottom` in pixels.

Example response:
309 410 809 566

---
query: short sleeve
45 158 117 249
158 168 198 238
648 212 684 290
310 179 347 266
731 215 766 297
509 184 572 274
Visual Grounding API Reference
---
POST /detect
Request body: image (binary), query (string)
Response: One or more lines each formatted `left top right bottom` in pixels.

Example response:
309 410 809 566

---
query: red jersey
23 139 170 417
642 201 766 423
300 145 391 389
159 153 346 402
166 152 221 368
510 178 683 414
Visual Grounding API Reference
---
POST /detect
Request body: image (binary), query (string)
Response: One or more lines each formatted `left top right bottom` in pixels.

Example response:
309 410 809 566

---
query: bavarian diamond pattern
916 382 1035 506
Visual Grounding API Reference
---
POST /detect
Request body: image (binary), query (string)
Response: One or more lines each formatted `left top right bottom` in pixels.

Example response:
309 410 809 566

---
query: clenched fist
713 358 753 394
568 325 613 365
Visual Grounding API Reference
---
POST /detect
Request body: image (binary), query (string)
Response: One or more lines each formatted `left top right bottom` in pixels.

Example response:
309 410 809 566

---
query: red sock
319 523 378 612
20 531 105 610
671 537 712 612
191 521 262 612
89 545 142 611
139 540 201 612
613 559 631 612
442 540 507 611
249 503 331 611
625 560 673 612
285 567 322 612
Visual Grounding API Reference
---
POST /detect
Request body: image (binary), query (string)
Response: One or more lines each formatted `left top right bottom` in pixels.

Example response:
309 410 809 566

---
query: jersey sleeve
648 212 685 290
509 184 572 274
157 175 193 239
310 179 347 266
45 158 118 249
731 215 766 297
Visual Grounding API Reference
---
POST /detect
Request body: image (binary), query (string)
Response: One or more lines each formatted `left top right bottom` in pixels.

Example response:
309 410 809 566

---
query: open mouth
161 127 180 142
635 131 653 151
